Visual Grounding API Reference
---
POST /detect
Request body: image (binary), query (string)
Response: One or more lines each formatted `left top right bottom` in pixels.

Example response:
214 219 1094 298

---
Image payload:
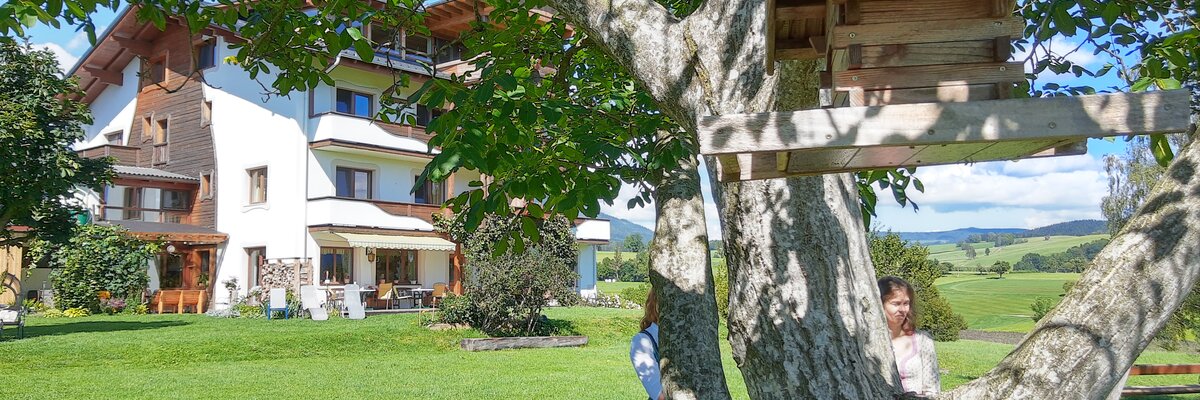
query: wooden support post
198 290 206 314
111 36 153 57
83 66 123 86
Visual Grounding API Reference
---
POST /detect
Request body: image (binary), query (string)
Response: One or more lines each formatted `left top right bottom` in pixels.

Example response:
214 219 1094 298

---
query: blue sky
22 7 1132 236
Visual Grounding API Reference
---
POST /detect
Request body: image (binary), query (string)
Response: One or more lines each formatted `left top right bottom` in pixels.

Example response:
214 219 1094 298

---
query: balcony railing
101 205 191 224
307 196 451 230
78 144 140 165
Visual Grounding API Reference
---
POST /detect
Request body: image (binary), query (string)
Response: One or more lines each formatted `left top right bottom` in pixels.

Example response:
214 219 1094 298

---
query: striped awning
314 232 456 252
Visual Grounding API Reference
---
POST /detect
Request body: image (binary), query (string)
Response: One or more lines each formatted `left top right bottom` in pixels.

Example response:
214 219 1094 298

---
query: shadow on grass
20 320 191 339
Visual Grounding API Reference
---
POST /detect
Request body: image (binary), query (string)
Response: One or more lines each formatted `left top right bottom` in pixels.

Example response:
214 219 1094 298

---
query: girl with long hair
879 276 940 396
630 287 663 400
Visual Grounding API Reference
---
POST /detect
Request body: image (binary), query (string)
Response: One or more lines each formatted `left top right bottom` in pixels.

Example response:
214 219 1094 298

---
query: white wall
76 59 142 148
203 37 311 307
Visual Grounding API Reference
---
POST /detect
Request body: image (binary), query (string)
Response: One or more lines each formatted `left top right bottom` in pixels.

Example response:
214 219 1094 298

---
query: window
433 37 466 64
152 118 169 165
320 247 353 285
200 172 213 200
248 167 268 204
405 33 430 55
335 88 373 117
159 253 184 288
161 189 190 210
104 131 123 145
200 100 213 127
375 249 417 285
413 175 446 204
199 250 212 287
144 57 166 87
196 40 216 70
335 167 373 199
370 24 400 49
122 187 143 220
246 247 266 287
143 116 153 141
410 105 444 127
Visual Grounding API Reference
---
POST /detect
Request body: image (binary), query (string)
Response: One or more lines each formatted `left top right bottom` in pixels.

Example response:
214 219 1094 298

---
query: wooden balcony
100 205 192 224
78 144 140 165
307 197 451 230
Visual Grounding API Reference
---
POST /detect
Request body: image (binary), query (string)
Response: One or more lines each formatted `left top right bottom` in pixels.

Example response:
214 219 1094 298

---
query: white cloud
32 42 79 74
902 154 1107 210
599 181 657 231
66 30 91 51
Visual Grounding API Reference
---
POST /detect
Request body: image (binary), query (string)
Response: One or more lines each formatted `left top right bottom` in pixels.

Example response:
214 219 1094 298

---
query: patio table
410 288 434 309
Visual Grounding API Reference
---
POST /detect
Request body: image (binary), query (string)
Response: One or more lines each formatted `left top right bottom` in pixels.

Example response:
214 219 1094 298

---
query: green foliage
435 293 475 325
619 283 651 308
712 258 730 321
62 307 90 318
31 224 160 312
0 40 111 247
965 246 977 259
1030 297 1060 322
990 261 1012 278
623 234 647 253
869 232 967 340
1013 239 1109 272
443 214 580 336
1016 0 1198 165
855 168 925 228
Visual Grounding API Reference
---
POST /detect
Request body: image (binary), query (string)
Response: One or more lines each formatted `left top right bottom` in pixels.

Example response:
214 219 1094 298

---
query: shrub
125 304 149 315
99 297 127 314
621 284 651 308
234 304 263 319
1030 297 1059 322
869 232 968 340
436 293 476 324
63 307 90 318
437 214 580 336
42 309 64 318
31 224 160 312
915 288 967 341
581 293 639 309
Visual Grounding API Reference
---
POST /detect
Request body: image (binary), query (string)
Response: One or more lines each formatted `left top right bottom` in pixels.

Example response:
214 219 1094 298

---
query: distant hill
895 219 1109 244
1021 219 1107 237
597 212 653 250
895 227 1025 245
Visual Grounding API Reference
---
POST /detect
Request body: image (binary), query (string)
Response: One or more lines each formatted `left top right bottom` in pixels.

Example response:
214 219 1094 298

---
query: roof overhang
98 220 227 244
312 231 456 252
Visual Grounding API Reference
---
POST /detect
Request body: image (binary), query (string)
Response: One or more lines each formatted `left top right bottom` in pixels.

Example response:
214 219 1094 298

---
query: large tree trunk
548 0 902 398
711 60 902 398
650 154 730 399
947 131 1200 399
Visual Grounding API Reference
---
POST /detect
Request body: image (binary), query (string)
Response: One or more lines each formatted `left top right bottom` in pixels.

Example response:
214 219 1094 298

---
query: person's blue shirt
630 323 661 399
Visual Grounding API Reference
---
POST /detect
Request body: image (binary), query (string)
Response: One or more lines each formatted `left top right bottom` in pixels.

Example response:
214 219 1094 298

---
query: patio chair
266 287 289 319
343 284 366 320
0 304 25 339
300 285 328 321
377 283 395 309
431 282 449 307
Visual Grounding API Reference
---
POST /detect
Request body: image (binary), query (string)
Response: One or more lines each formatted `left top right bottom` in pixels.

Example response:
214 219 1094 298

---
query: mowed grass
2 308 1198 398
929 234 1109 270
597 281 646 295
936 272 1079 332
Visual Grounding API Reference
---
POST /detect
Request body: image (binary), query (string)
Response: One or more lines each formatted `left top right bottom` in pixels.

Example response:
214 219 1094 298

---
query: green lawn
596 281 646 295
936 272 1079 332
1 308 1197 398
929 234 1109 270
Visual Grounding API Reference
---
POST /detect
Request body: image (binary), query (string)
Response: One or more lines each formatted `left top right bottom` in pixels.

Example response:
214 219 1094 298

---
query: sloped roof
113 166 199 182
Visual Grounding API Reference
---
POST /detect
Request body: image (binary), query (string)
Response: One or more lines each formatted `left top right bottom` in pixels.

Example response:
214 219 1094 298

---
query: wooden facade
0 246 22 305
123 23 219 229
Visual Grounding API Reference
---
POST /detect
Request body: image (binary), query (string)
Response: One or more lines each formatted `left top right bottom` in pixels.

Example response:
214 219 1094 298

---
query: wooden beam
82 66 123 86
766 0 777 75
858 0 994 24
111 36 153 57
993 0 1019 17
854 41 997 69
833 62 1024 91
776 40 821 60
830 16 1025 48
849 84 1001 106
1130 364 1200 375
698 89 1192 156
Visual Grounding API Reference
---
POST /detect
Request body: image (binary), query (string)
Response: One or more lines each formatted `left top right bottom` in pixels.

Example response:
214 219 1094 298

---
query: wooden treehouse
700 0 1192 182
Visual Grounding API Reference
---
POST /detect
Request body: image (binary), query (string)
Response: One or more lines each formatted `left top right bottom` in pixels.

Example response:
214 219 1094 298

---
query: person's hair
878 276 916 335
640 286 659 330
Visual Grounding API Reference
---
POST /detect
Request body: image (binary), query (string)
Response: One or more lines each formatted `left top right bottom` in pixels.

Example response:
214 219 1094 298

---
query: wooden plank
461 336 588 351
83 66 123 86
830 16 1024 48
849 84 1000 106
833 62 1024 91
858 0 994 24
856 41 997 69
111 36 153 57
776 1 826 20
1130 364 1200 375
698 90 1192 156
1122 385 1200 396
993 0 1018 17
776 40 822 60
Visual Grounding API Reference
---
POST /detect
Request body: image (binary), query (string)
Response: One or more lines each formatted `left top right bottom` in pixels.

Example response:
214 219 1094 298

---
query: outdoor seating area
314 282 449 319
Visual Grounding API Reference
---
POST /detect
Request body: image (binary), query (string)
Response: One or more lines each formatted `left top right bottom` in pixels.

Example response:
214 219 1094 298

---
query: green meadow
928 234 1109 270
935 272 1079 332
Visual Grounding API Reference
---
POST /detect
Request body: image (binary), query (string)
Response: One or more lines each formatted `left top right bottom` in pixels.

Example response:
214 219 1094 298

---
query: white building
57 2 608 311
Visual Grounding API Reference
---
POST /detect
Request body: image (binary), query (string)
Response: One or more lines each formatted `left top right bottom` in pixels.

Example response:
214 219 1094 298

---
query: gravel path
959 330 1025 345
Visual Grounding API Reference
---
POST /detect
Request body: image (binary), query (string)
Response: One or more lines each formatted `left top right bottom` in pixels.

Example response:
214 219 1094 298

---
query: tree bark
650 154 731 399
711 60 902 399
947 132 1200 399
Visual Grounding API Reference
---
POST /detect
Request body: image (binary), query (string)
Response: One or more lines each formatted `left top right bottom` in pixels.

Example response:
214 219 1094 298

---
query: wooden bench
154 290 206 314
1122 364 1200 397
